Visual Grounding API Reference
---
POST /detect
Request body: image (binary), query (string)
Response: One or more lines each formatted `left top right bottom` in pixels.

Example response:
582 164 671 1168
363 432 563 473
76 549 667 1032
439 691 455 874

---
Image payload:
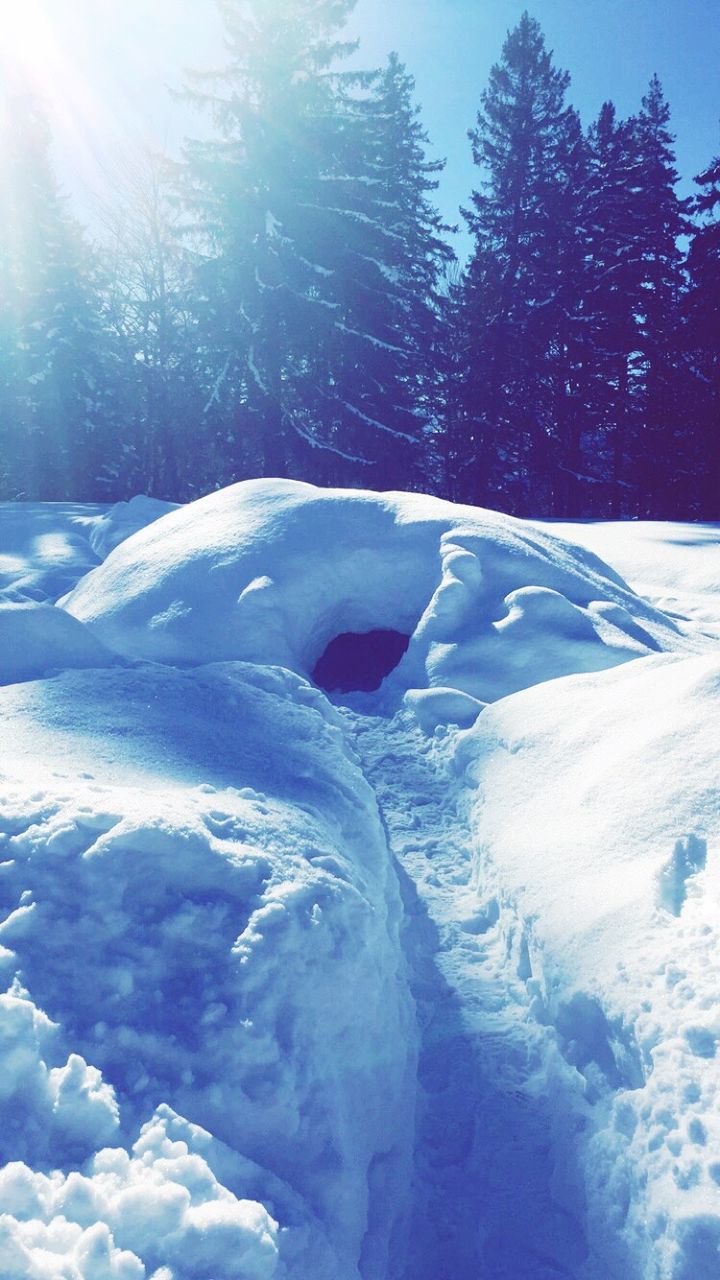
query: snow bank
0 662 415 1278
6 489 720 1277
0 603 118 686
550 521 720 642
455 653 720 1277
86 496 179 562
61 480 703 709
0 503 105 604
0 498 176 605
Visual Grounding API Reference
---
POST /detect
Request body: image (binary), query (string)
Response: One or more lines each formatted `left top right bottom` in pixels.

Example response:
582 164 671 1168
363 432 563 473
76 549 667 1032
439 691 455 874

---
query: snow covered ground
1 482 720 1279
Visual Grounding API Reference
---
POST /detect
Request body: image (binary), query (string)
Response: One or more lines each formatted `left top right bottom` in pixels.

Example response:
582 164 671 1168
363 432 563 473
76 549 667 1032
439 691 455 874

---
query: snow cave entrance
312 629 411 694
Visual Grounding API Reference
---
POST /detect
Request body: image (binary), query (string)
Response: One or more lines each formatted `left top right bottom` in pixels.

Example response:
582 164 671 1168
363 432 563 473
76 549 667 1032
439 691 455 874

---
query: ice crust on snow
2 482 720 1279
60 480 703 708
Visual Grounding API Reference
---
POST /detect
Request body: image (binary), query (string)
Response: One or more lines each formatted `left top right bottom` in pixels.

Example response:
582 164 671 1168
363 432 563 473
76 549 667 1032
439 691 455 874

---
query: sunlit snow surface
1 482 720 1279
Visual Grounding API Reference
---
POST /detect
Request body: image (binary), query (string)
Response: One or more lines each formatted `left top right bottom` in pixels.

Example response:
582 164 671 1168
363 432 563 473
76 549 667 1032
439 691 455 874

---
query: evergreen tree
0 87 122 500
100 152 205 500
631 76 689 514
435 265 472 500
301 52 454 487
685 153 720 515
179 5 451 489
456 12 585 514
178 0 363 482
581 101 646 513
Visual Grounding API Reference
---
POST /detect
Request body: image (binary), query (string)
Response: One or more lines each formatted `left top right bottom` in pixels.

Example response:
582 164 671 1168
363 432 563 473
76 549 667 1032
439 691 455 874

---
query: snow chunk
403 686 486 733
0 991 119 1166
0 1107 279 1279
86 496 178 562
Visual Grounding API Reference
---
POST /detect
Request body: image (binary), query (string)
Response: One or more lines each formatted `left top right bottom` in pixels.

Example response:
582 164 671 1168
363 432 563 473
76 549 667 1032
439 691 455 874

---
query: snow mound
0 503 105 603
0 603 118 686
454 653 720 1277
0 662 415 1278
550 520 720 641
86 496 179 562
61 480 701 707
0 499 177 605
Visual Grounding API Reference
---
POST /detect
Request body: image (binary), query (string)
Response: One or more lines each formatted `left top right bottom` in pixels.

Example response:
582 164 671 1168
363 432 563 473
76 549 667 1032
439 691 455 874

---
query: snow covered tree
178 5 451 489
455 12 586 514
300 52 454 487
178 0 364 482
0 87 123 499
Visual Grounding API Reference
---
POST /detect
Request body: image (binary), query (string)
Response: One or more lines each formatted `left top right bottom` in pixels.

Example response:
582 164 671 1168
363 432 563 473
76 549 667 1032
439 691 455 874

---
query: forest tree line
0 3 718 517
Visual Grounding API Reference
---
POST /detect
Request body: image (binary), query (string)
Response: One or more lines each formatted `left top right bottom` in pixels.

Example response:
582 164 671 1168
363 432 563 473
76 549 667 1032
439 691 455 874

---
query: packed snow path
349 710 593 1280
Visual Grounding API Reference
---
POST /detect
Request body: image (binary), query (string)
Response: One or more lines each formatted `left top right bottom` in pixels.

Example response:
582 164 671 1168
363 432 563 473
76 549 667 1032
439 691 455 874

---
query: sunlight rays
2 0 66 93
1 0 118 197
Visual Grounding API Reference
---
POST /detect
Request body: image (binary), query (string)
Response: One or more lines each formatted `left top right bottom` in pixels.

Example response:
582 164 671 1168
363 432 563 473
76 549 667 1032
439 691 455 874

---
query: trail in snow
349 709 595 1280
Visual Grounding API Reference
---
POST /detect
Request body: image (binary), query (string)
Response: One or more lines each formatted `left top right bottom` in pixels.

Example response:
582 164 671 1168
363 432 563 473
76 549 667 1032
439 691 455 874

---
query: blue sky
349 0 720 242
7 0 720 249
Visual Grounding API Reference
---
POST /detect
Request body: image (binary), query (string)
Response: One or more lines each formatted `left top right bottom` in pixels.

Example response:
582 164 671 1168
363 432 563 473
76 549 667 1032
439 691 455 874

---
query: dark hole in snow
312 629 410 694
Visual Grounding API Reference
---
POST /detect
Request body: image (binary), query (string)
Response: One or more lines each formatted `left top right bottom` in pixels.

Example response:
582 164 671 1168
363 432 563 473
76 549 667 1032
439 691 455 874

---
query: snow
548 520 720 640
3 481 720 1279
0 498 175 603
451 651 720 1276
1 659 415 1278
0 603 118 686
0 1105 280 1280
60 481 703 705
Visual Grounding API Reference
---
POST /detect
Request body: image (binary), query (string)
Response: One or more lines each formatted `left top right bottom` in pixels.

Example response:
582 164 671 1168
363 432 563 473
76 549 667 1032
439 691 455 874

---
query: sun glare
0 0 119 196
2 0 63 88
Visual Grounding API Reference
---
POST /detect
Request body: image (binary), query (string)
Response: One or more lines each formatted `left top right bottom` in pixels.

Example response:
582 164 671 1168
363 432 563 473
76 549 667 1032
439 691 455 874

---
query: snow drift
2 482 720 1279
60 480 702 707
0 662 415 1278
454 652 720 1278
0 497 174 606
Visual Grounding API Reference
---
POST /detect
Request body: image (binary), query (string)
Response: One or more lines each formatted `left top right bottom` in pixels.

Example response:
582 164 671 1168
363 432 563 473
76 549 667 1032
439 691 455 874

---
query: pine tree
581 101 646 513
99 151 205 500
685 153 720 515
456 12 585 514
178 0 363 482
179 4 452 490
631 76 689 514
435 265 472 500
301 52 454 487
0 87 122 500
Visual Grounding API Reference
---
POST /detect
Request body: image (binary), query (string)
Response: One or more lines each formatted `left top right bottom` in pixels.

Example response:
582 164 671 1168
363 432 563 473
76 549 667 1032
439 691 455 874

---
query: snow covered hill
1 481 720 1279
